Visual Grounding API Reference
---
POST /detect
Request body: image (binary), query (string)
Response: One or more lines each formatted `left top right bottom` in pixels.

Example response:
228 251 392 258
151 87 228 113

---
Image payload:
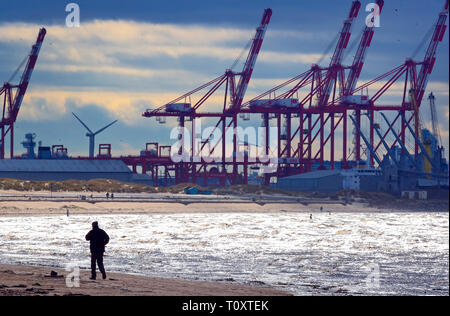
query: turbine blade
72 112 93 134
94 120 118 135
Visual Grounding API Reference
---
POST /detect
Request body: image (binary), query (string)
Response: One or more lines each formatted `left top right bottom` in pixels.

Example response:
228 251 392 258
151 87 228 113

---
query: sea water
0 211 448 295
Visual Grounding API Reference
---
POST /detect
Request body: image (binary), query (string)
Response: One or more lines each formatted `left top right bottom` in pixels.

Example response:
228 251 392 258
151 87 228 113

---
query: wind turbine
72 112 118 158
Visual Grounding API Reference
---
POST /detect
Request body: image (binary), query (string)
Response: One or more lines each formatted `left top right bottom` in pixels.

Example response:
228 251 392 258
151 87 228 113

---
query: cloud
21 86 231 125
258 51 323 64
0 20 320 75
1 19 447 160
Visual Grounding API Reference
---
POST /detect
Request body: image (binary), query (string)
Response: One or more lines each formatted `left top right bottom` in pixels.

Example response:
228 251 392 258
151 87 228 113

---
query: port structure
0 28 46 159
141 7 273 185
139 1 448 186
2 3 447 189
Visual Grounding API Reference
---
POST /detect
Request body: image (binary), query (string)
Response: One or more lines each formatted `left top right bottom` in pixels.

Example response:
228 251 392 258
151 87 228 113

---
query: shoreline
0 263 291 296
0 198 448 217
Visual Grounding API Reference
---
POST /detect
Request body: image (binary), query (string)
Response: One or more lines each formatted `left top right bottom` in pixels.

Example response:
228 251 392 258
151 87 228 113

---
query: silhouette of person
85 221 110 280
106 192 110 199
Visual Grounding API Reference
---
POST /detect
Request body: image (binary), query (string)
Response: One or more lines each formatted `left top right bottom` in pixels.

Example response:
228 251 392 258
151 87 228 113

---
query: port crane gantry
0 28 46 159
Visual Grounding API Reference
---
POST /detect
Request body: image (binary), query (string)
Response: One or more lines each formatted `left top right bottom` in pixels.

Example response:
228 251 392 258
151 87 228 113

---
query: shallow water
0 211 448 295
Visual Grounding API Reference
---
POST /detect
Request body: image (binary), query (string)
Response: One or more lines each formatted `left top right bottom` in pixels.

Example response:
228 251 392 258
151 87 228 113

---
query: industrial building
274 170 343 193
274 167 384 193
0 159 133 182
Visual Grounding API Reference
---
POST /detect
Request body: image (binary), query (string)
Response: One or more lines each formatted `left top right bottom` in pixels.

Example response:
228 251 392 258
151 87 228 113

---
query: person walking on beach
85 221 110 280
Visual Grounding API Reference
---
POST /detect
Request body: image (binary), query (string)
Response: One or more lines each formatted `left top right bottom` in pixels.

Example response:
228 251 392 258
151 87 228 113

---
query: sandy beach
1 189 447 217
0 264 290 296
0 189 407 217
0 190 356 217
0 200 359 217
1 199 447 217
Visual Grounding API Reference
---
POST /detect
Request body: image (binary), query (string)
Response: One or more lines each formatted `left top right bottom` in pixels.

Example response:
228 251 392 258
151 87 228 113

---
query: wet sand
0 264 290 296
2 189 447 216
0 200 374 217
0 189 379 217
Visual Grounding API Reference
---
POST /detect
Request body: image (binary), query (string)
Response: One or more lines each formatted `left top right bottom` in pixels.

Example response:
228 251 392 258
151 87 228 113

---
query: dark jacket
85 228 110 254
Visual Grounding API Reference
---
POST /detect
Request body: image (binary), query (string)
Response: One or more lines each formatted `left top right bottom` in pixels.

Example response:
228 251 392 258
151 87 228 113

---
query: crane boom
1 27 46 159
232 8 272 111
428 92 442 146
319 1 361 106
414 0 448 105
409 88 424 144
11 27 47 120
344 0 384 95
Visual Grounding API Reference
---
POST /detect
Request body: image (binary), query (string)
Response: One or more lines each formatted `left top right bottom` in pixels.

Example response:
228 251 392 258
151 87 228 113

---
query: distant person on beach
106 192 110 199
111 193 114 200
85 221 110 280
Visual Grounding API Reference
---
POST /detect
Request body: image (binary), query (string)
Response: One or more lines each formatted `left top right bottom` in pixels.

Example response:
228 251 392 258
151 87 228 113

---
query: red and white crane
344 0 384 95
318 0 361 106
414 0 448 106
144 8 271 118
230 8 272 112
138 3 448 186
0 27 46 159
343 0 384 163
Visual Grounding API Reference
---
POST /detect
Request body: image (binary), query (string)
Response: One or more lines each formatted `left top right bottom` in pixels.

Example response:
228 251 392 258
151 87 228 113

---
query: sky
0 0 448 161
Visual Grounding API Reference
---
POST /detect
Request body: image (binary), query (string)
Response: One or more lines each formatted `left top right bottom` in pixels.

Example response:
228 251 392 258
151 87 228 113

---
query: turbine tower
72 112 118 158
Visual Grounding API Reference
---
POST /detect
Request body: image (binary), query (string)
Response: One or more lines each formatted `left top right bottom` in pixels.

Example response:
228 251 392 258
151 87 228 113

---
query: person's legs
97 254 107 279
90 254 97 279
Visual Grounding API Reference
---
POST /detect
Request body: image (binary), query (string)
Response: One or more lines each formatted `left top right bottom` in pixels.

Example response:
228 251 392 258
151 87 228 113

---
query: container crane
344 0 384 164
0 28 46 159
229 8 272 112
315 0 361 170
138 3 448 186
318 0 361 107
142 8 272 185
414 0 448 106
347 0 448 164
143 8 272 117
344 0 384 96
411 0 448 156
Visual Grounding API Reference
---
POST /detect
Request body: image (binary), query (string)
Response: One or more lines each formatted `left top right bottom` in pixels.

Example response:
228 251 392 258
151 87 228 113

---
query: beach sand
0 264 290 296
0 189 372 217
2 189 447 216
0 200 347 216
